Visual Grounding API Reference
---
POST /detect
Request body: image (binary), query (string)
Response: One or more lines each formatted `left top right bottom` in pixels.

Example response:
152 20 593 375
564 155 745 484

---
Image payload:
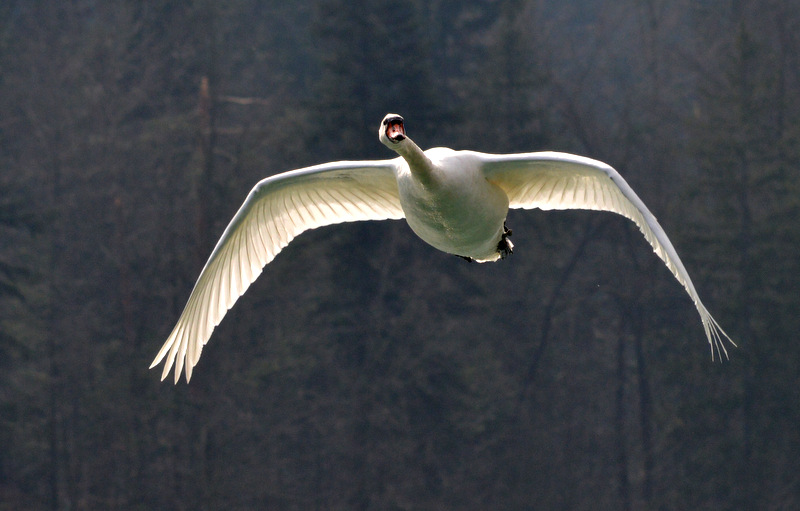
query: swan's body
395 147 511 261
151 114 734 383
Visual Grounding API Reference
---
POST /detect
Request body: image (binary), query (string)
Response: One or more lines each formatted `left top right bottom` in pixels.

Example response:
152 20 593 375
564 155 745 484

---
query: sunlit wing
151 160 405 383
479 150 735 358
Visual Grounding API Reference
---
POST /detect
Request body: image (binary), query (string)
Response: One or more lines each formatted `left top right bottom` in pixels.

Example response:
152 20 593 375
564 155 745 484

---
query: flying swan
151 114 734 383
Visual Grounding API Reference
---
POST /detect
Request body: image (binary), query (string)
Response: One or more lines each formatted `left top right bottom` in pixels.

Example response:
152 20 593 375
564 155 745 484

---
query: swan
151 113 734 383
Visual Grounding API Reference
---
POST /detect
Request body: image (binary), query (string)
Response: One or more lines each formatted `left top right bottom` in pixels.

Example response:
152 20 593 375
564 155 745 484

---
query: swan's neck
396 138 436 186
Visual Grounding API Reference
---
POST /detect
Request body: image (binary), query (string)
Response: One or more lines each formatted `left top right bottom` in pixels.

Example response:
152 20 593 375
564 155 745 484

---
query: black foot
497 221 514 259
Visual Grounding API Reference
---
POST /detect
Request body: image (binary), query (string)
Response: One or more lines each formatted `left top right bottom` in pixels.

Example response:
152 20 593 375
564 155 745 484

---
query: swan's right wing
479 150 734 359
151 159 405 383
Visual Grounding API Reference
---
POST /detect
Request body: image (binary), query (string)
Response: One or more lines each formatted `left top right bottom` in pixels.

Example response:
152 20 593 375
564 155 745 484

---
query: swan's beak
385 116 406 143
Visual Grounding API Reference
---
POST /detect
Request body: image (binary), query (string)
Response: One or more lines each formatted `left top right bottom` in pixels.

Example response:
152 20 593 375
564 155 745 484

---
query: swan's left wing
479 150 734 358
151 159 404 383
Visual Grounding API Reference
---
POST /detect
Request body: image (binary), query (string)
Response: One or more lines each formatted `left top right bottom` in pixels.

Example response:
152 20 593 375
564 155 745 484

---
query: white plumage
151 113 734 383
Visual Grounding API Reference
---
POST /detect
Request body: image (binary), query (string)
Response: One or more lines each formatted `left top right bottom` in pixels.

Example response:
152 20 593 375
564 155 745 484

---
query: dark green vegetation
2 1 799 509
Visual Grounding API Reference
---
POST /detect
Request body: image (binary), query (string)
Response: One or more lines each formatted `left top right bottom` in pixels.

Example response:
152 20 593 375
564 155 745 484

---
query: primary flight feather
151 114 734 383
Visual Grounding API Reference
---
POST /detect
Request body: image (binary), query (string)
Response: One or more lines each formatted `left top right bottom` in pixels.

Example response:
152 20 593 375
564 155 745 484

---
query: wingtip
149 352 173 382
150 349 181 383
702 312 736 363
150 337 195 384
161 362 173 383
150 357 192 385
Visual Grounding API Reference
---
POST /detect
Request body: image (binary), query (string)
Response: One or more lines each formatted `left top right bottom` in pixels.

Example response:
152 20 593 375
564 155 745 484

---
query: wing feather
480 150 734 358
151 159 404 383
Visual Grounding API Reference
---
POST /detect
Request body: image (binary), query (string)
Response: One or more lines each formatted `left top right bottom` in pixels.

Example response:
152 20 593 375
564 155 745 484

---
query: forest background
2 0 799 509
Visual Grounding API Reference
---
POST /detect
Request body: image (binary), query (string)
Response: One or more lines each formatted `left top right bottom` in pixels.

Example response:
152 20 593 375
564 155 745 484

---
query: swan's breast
397 149 509 258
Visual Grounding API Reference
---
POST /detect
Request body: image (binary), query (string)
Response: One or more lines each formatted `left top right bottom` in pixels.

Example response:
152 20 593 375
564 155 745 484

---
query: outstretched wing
151 159 405 383
479 150 734 358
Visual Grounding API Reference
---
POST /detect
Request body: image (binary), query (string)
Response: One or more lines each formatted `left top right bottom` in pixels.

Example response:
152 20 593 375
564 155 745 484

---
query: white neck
394 138 436 187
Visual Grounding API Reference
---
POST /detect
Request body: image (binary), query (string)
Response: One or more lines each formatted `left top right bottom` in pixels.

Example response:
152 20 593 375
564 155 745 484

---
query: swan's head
379 113 406 148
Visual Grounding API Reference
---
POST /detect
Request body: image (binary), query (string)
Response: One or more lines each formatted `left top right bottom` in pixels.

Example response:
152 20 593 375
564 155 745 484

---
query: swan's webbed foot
497 222 514 259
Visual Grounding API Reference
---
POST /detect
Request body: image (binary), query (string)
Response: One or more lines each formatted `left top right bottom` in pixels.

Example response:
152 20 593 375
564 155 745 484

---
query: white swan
151 113 734 383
